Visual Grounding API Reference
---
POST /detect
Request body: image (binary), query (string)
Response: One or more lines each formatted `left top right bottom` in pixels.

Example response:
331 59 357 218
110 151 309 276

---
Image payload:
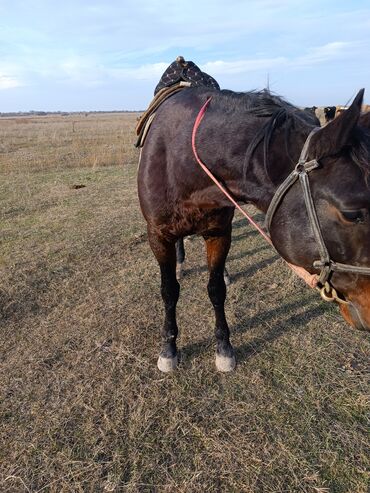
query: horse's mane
211 89 318 181
211 89 370 186
350 126 370 186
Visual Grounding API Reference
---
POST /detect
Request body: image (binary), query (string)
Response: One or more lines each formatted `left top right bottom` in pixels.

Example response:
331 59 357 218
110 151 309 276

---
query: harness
192 97 370 305
265 128 370 297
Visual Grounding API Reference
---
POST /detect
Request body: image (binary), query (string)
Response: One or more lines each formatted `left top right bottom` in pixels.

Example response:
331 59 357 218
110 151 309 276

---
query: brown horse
137 87 370 372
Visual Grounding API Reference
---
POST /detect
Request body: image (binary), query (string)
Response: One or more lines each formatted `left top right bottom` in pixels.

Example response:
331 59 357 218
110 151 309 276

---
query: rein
192 97 319 291
191 97 370 304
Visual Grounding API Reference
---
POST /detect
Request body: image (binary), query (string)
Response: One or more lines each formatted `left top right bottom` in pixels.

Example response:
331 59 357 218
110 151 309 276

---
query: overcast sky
0 0 369 111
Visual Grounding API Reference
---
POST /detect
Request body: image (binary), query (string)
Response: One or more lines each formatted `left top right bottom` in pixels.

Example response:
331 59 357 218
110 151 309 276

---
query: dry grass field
0 112 369 492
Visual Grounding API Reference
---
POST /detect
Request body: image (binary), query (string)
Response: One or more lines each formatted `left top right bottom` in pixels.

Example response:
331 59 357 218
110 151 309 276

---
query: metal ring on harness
319 282 349 305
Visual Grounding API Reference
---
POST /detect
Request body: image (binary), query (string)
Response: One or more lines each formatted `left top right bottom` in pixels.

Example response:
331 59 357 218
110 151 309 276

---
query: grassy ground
0 114 369 492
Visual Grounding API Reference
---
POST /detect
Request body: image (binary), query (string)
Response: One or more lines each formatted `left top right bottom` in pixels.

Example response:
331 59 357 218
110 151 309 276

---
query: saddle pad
135 82 191 147
134 57 220 148
135 113 156 148
154 59 220 94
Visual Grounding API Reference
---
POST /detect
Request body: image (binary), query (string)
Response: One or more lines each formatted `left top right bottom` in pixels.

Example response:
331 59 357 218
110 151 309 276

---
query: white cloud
0 75 21 89
295 41 356 66
4 38 355 91
191 41 358 77
203 57 288 75
38 39 357 88
58 56 103 85
109 62 169 81
0 65 23 90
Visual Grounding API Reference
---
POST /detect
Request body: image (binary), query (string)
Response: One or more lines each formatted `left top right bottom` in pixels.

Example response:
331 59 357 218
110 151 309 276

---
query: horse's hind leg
203 229 236 372
175 238 185 280
176 236 231 284
148 228 180 372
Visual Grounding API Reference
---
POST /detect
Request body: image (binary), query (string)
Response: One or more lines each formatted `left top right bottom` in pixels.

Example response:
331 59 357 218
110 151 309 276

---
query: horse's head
271 89 370 331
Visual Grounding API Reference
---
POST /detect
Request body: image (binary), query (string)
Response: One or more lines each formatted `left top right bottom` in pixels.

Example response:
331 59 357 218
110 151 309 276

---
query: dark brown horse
137 87 370 372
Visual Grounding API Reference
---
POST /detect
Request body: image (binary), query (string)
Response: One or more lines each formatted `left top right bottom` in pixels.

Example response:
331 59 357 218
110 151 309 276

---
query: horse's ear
310 89 364 158
359 111 370 129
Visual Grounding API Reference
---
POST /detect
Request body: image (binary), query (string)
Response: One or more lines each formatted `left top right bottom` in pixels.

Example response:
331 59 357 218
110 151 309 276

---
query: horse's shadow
232 214 265 230
230 253 278 281
234 297 325 363
232 229 259 242
180 294 326 366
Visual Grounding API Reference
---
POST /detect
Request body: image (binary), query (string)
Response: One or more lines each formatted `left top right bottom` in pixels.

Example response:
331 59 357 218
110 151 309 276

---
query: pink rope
191 97 318 289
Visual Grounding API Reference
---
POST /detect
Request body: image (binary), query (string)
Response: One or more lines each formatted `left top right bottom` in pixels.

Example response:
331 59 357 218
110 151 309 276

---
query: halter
265 128 370 294
192 97 370 306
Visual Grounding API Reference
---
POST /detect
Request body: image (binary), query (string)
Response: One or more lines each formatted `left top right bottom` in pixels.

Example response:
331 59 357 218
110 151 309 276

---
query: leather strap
266 128 370 285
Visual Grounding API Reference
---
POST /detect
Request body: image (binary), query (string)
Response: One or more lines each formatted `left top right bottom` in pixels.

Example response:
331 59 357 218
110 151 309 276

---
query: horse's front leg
148 229 180 372
203 230 236 372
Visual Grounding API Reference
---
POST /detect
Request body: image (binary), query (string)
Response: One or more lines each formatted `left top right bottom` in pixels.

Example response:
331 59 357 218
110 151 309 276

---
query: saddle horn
176 55 187 67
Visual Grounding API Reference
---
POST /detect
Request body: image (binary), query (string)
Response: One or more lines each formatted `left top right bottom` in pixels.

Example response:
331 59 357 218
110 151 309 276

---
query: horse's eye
341 210 365 224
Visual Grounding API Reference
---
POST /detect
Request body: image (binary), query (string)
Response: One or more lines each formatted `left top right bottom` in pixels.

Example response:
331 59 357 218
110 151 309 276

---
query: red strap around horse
191 97 319 290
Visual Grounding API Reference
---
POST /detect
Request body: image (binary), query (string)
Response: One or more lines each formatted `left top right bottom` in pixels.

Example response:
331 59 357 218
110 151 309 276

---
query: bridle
192 97 370 306
265 127 370 303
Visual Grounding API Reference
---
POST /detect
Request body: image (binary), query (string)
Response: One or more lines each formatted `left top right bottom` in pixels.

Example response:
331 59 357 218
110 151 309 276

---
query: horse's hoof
176 263 183 280
215 353 236 372
157 354 178 373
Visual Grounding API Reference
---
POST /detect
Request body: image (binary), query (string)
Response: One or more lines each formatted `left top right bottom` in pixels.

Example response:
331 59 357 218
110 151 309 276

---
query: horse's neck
242 125 312 212
201 113 313 213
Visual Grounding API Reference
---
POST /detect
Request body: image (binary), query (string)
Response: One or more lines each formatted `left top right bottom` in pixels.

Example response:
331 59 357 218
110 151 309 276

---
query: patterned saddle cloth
135 56 220 147
154 56 220 94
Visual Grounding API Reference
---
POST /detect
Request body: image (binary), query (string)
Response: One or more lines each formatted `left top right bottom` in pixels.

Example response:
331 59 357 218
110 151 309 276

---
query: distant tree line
0 110 142 117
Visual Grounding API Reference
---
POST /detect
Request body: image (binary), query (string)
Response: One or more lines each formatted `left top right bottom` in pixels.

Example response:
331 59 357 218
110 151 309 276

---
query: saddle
154 56 220 94
135 56 220 147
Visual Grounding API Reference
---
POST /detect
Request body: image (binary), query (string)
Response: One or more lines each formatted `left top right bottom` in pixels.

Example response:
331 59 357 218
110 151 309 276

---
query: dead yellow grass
0 113 138 172
0 113 369 492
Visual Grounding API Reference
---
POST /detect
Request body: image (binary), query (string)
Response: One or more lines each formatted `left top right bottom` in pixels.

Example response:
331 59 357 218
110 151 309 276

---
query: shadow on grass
232 213 265 230
180 293 327 365
233 294 326 363
180 338 213 365
230 254 279 281
236 305 325 363
232 229 259 242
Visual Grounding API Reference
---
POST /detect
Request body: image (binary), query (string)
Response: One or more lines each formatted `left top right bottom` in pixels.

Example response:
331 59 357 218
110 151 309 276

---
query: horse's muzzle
339 301 370 331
